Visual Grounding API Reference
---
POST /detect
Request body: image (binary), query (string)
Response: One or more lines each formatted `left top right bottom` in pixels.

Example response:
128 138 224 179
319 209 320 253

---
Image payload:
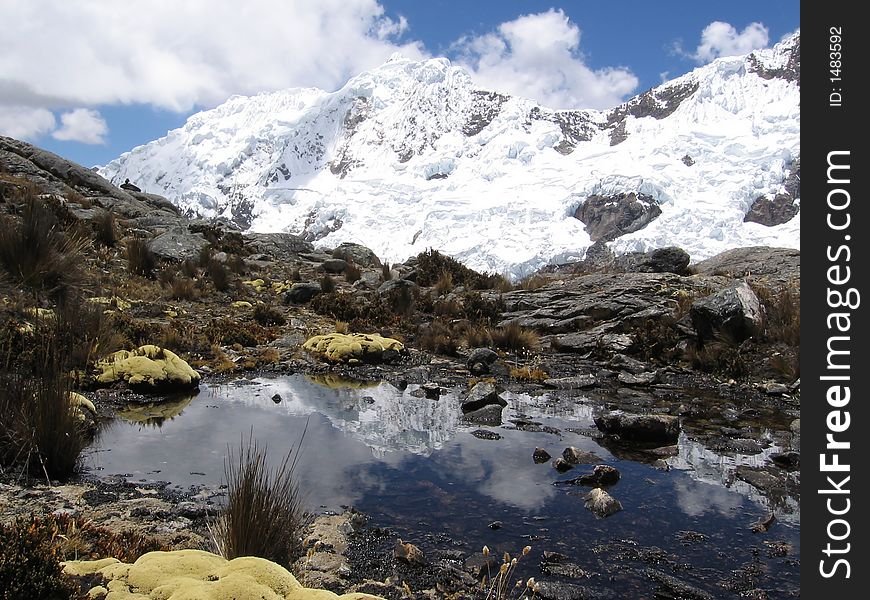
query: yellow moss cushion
95 345 200 391
302 333 403 364
63 550 383 600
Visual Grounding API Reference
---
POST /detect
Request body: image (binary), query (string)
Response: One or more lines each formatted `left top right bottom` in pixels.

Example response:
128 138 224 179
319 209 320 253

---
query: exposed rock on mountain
98 34 801 278
574 192 662 242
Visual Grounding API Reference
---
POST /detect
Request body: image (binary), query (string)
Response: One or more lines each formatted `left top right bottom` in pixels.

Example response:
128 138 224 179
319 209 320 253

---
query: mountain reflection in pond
88 376 799 597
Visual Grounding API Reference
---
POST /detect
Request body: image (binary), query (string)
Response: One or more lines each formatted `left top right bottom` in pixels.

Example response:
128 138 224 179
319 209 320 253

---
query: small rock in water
533 448 552 463
565 465 621 486
488 521 502 530
552 458 573 473
471 429 502 441
394 539 425 565
751 512 776 533
562 447 602 465
271 393 282 404
421 382 441 399
462 404 504 426
769 451 800 471
584 488 623 518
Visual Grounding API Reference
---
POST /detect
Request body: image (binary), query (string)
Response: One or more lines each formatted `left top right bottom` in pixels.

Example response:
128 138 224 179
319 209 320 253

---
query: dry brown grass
434 271 454 296
0 193 88 302
509 366 550 382
211 431 306 566
253 303 286 326
344 262 362 284
492 322 539 353
126 238 157 279
169 277 198 301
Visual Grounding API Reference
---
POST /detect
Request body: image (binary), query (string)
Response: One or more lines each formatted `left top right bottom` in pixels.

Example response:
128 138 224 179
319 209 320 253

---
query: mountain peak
100 39 799 278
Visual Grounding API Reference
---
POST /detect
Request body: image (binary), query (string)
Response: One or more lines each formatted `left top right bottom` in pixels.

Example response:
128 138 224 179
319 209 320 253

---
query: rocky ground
1 136 800 598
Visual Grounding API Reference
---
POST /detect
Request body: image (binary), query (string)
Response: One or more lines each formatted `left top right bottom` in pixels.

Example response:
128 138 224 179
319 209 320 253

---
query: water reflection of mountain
668 432 799 524
223 380 598 459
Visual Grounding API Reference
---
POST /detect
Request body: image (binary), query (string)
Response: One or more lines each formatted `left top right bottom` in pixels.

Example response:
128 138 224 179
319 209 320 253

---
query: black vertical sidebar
802 4 867 598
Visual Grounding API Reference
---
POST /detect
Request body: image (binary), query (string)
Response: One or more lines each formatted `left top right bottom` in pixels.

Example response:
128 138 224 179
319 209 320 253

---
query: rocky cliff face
99 34 801 278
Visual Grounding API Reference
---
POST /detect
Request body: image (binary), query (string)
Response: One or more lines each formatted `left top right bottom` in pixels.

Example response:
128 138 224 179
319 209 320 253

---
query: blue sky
0 1 798 168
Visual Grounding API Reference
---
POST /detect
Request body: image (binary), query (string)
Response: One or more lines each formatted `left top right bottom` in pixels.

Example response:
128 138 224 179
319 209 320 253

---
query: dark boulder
244 232 314 260
584 488 623 518
466 347 498 374
690 281 763 343
462 404 504 426
594 411 681 443
283 282 322 304
148 227 210 262
321 258 348 274
331 242 382 267
744 193 799 226
461 382 507 413
574 192 662 242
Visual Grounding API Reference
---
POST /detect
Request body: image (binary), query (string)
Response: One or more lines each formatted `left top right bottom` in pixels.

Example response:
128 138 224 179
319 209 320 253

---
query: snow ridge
100 32 800 279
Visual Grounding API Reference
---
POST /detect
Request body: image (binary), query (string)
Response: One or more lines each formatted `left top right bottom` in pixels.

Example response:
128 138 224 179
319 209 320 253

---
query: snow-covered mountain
100 32 800 278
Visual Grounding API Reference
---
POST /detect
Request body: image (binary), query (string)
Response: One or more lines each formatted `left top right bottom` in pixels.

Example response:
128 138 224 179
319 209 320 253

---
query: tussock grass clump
752 283 800 346
126 238 157 278
181 258 199 278
492 322 540 353
0 329 87 480
169 277 198 300
94 210 118 247
516 273 550 291
198 245 213 268
510 366 549 382
462 291 505 324
205 318 270 347
320 273 337 293
227 254 247 274
0 193 87 301
688 332 749 380
434 271 454 296
211 431 306 565
418 320 461 356
344 262 362 284
0 516 83 600
157 267 177 287
414 249 507 290
207 259 231 292
461 324 493 348
253 303 286 326
310 292 397 330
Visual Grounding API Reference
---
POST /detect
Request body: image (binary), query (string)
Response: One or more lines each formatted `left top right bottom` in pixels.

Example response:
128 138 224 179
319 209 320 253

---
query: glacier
100 33 800 279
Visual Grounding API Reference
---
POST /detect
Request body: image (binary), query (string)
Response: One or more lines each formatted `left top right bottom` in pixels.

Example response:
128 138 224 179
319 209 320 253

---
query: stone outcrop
574 192 662 242
594 411 681 443
331 242 382 267
244 233 314 259
284 283 323 304
584 488 623 518
148 226 210 262
690 281 764 343
461 381 507 413
692 247 799 282
744 193 798 226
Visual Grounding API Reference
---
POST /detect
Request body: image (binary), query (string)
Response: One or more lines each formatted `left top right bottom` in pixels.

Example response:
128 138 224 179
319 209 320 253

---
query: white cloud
690 21 769 63
0 0 424 114
52 108 108 144
451 9 638 110
0 105 56 140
